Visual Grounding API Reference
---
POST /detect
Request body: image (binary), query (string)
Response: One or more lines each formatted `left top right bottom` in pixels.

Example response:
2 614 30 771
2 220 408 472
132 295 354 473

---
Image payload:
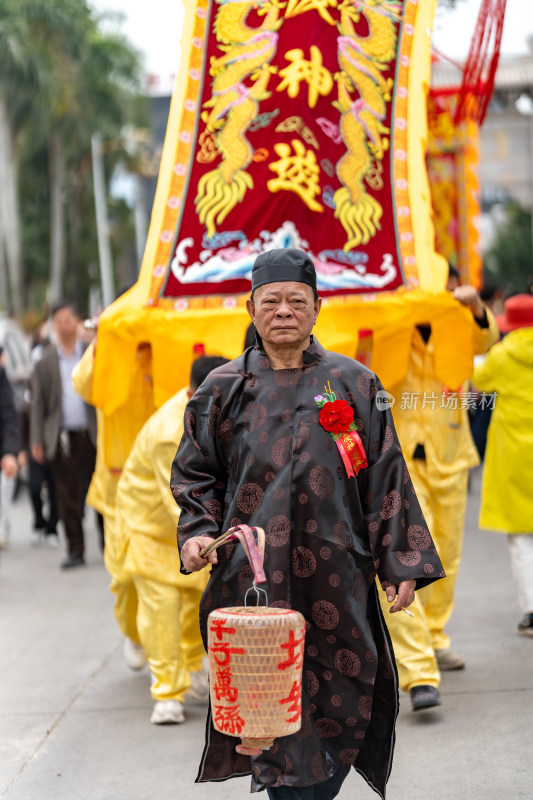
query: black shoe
60 553 85 570
517 613 533 637
410 685 441 711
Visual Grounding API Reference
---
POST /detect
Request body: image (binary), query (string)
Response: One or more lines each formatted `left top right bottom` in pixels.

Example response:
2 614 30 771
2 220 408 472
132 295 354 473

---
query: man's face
246 282 321 347
52 307 78 343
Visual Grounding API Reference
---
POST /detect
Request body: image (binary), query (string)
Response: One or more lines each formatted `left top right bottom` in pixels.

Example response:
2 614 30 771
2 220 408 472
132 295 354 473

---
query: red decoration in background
454 0 507 125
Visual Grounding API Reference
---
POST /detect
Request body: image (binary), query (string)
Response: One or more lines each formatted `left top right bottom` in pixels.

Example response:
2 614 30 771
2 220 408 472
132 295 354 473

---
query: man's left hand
384 579 416 614
453 286 485 320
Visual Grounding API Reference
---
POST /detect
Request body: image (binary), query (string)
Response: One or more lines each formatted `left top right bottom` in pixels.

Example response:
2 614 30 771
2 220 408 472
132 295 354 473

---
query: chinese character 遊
267 139 323 212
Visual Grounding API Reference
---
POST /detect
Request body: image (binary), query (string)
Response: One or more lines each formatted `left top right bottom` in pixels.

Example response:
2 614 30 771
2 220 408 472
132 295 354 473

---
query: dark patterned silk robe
171 338 444 797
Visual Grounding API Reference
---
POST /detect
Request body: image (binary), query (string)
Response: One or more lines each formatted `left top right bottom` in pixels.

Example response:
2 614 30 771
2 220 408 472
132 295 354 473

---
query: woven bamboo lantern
202 526 305 756
208 605 305 755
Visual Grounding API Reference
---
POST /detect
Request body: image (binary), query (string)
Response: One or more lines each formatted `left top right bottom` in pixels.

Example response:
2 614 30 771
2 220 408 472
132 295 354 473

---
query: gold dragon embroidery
195 0 283 238
334 0 402 250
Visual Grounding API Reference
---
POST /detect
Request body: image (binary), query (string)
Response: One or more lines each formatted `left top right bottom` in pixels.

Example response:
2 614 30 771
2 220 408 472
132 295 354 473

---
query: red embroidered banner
148 0 420 306
426 89 482 288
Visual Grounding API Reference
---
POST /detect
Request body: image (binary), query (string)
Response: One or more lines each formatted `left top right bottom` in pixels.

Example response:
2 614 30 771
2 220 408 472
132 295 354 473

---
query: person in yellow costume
116 355 229 725
471 294 533 638
72 338 156 670
379 266 499 711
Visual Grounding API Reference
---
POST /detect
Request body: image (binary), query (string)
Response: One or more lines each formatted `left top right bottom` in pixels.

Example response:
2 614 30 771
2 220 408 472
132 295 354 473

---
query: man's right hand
1 454 18 478
31 444 45 464
181 535 218 572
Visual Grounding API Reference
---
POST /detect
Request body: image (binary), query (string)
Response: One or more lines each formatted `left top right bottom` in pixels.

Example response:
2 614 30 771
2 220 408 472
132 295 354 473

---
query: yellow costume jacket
116 387 208 591
472 327 533 533
389 310 499 479
72 341 155 520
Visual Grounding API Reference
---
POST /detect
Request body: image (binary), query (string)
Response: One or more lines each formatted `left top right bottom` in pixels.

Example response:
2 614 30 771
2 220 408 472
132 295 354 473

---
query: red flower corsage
319 399 354 434
315 383 368 478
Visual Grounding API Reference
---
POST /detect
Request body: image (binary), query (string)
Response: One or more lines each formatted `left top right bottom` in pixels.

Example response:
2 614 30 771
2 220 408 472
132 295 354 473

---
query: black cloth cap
251 248 317 293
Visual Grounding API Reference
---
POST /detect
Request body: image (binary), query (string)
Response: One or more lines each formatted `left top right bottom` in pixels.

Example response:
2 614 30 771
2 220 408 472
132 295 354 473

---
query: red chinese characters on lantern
278 629 305 671
278 627 304 724
210 618 245 667
213 703 245 735
209 617 245 735
213 667 239 703
280 679 302 724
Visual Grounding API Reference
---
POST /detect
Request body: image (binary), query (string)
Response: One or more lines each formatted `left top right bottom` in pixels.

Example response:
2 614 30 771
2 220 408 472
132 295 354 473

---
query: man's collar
303 335 325 365
57 340 82 358
253 334 325 367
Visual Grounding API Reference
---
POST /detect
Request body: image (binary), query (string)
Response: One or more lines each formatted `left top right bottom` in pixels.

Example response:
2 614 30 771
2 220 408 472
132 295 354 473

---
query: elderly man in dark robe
170 248 444 800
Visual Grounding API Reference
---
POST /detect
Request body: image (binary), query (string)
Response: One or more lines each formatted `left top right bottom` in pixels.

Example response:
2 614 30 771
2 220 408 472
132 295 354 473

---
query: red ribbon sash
336 431 368 478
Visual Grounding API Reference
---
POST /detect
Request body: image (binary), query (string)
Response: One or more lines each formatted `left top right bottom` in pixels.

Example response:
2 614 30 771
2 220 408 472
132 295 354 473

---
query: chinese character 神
280 679 302 724
268 140 323 212
278 629 305 671
213 667 239 703
213 704 245 735
277 46 333 108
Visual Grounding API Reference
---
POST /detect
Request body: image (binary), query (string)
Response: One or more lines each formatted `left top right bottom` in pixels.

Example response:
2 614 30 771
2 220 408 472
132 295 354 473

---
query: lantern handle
199 524 267 585
244 582 269 608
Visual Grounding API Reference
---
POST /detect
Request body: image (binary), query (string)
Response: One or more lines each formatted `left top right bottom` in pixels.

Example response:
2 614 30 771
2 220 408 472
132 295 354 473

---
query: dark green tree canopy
0 0 148 316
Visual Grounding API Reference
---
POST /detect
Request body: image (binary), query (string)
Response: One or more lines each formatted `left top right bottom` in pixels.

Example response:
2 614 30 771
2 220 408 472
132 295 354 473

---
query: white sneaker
150 700 185 725
31 530 44 547
46 533 60 548
123 638 147 671
187 668 210 702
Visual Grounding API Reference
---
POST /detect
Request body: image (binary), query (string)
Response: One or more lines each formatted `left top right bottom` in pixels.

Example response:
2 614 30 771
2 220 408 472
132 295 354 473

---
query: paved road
1 470 531 800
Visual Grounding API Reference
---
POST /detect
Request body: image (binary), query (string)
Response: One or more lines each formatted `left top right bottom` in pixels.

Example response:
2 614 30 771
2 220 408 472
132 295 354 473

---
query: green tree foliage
485 204 533 291
0 0 147 317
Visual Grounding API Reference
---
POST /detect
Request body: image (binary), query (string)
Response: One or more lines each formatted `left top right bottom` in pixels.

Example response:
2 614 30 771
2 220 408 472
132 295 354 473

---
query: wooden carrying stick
199 525 267 584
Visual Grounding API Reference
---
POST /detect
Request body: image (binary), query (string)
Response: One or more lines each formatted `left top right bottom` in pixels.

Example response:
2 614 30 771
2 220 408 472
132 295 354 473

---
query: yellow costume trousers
103 515 140 646
379 460 468 691
133 575 205 703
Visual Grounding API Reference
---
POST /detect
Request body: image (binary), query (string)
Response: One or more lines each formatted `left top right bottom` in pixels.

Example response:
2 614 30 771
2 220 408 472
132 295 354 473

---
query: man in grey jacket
30 302 97 568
